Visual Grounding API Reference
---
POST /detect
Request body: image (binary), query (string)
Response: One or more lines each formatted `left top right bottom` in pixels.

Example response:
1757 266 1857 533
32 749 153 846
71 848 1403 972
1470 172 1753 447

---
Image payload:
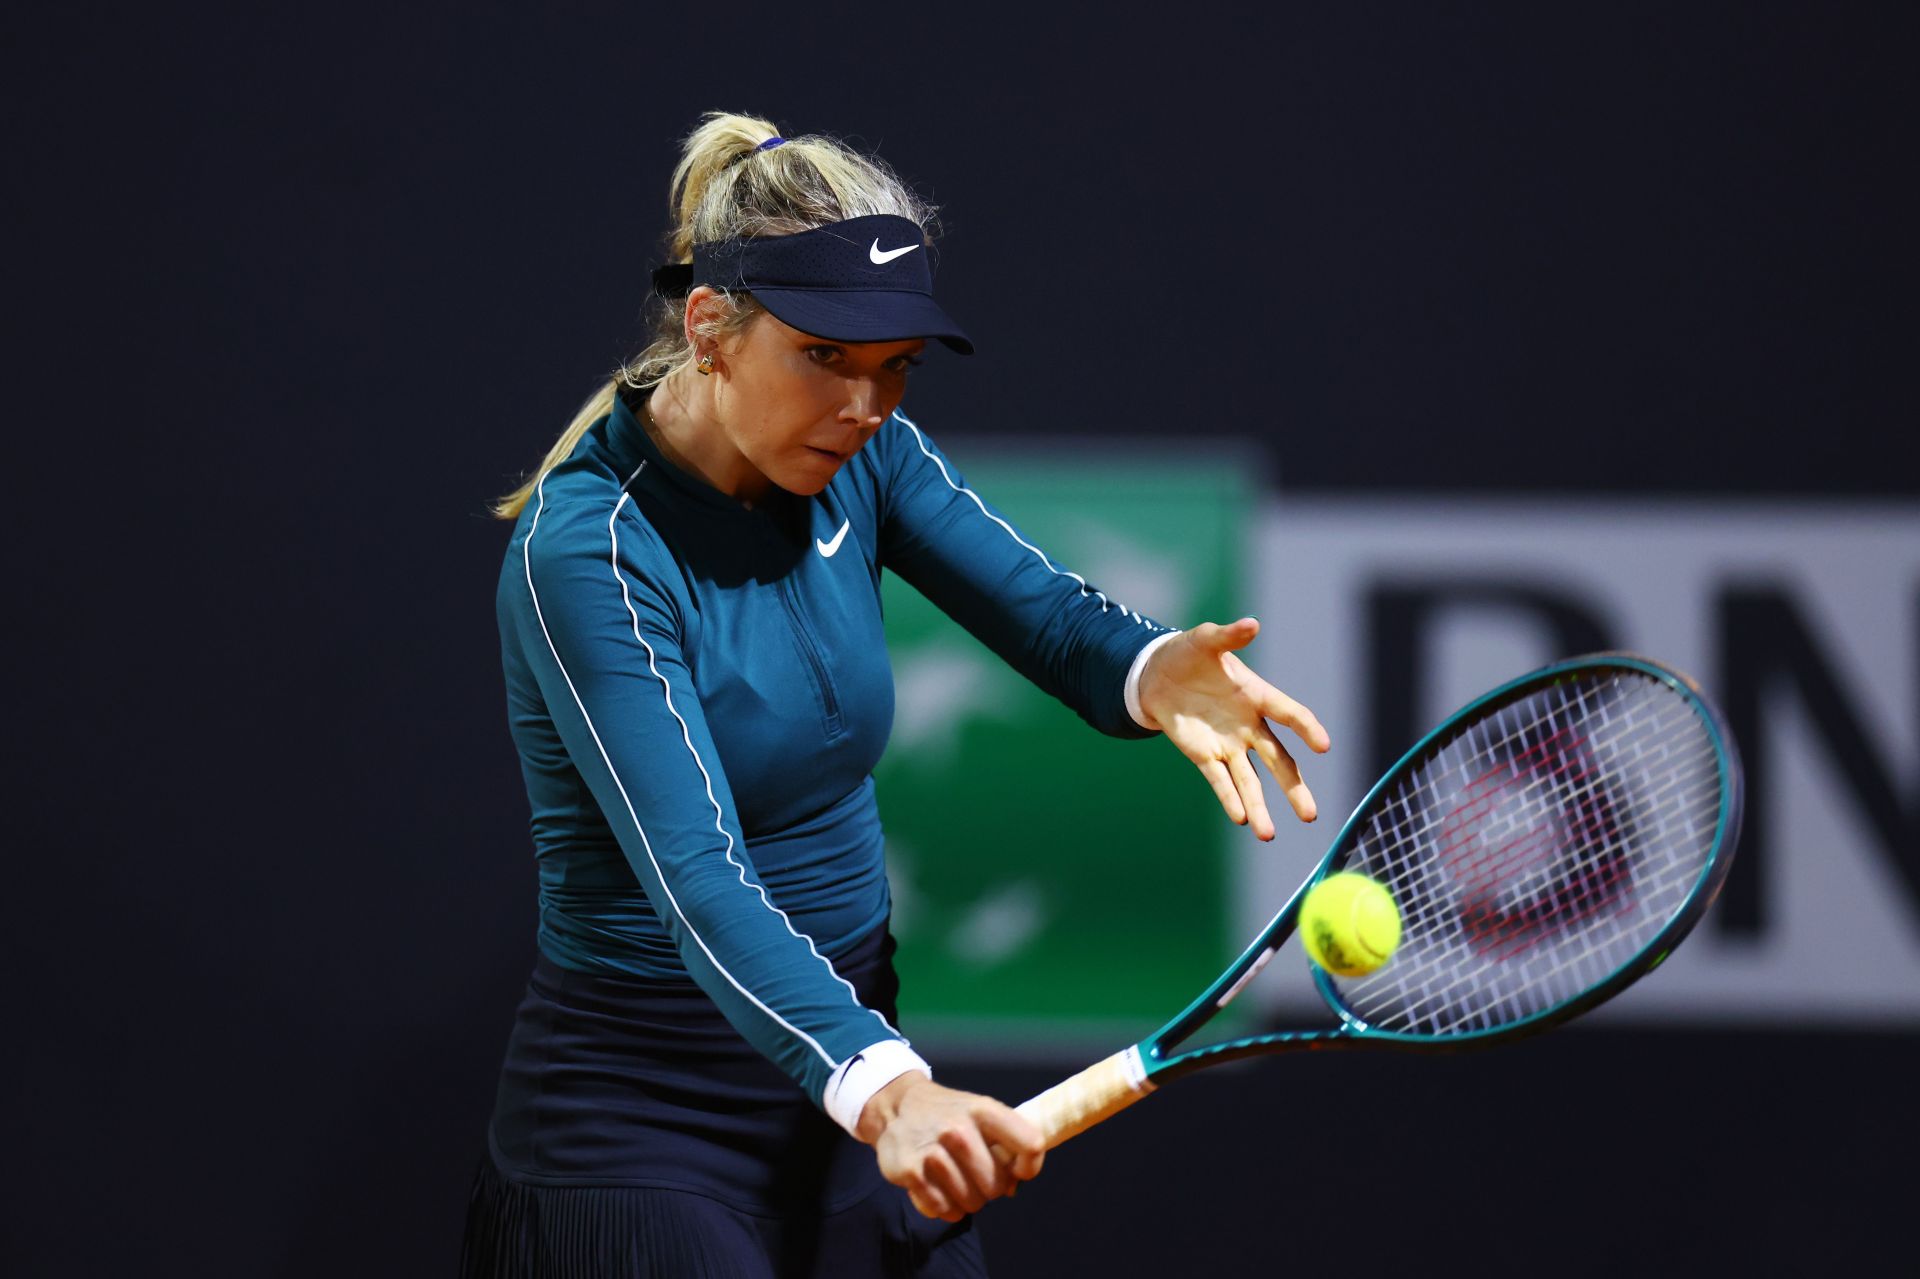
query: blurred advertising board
883 472 1919 1039
1247 500 1919 1026
876 446 1255 1048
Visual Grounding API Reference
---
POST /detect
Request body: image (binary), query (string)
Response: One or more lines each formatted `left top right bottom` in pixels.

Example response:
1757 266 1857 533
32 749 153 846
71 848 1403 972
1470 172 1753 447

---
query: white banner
1238 500 1920 1026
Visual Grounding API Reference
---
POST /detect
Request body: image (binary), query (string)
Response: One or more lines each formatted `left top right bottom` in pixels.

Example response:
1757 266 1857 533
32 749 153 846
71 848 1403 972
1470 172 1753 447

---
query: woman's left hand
1136 618 1331 841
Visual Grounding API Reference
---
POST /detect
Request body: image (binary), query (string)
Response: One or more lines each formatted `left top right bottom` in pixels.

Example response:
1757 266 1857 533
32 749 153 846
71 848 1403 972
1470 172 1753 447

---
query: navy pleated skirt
460 924 986 1278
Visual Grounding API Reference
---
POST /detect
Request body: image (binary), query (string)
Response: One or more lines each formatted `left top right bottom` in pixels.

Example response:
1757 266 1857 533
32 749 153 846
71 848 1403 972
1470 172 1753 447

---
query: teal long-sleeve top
495 388 1171 1118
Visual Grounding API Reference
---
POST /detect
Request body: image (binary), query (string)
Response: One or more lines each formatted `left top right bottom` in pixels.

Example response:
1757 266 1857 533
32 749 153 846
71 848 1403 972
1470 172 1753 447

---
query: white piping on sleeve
522 468 897 1074
605 479 899 1039
891 410 1164 632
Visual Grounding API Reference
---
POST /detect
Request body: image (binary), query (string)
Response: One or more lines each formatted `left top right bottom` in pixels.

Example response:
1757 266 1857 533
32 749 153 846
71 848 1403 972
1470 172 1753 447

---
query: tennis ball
1300 872 1402 977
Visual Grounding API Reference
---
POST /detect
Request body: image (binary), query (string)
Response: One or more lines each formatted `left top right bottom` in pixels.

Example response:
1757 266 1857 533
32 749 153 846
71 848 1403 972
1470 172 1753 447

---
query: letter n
1715 585 1920 937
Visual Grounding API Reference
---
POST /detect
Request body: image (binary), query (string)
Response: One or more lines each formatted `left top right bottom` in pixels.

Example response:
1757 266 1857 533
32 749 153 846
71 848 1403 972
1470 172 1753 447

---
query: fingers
906 1145 974 1223
906 1181 955 1222
890 1099 1044 1223
1158 618 1327 833
1227 750 1276 841
1259 683 1331 754
1187 617 1260 655
923 1149 983 1221
1252 727 1317 823
1199 758 1247 826
975 1104 1047 1182
913 1119 1029 1221
1210 632 1330 757
940 1116 1012 1207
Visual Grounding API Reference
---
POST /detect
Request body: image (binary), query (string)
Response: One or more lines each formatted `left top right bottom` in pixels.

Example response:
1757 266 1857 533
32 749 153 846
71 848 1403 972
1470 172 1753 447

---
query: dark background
8 3 1914 1275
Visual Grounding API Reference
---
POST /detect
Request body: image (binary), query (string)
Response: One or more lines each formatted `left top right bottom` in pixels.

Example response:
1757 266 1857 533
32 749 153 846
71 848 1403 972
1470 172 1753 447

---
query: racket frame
1136 651 1744 1086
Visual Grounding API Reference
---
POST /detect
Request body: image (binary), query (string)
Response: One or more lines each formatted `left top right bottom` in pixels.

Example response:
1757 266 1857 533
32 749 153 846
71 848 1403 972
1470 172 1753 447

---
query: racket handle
1016 1046 1154 1150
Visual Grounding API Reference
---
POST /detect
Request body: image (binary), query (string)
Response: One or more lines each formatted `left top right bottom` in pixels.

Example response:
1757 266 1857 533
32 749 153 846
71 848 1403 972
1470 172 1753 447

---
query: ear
683 284 725 357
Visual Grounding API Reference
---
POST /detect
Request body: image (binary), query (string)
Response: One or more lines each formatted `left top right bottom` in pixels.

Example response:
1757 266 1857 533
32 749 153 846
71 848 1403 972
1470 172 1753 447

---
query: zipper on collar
780 576 844 741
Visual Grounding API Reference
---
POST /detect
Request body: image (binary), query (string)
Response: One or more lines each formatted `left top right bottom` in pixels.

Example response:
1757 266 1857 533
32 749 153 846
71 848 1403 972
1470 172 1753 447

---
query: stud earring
697 354 714 375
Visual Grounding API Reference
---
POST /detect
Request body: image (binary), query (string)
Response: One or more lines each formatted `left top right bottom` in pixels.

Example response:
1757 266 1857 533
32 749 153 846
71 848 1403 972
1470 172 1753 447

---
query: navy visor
651 214 973 354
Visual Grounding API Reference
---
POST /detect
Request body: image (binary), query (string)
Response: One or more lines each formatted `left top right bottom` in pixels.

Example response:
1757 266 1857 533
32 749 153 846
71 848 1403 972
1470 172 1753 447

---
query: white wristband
1124 631 1182 731
823 1039 934 1137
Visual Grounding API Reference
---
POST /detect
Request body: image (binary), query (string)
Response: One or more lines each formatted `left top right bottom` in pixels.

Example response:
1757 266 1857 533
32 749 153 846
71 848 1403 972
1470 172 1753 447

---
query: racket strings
1327 672 1724 1037
1379 685 1717 1030
1373 686 1713 1028
1356 683 1689 859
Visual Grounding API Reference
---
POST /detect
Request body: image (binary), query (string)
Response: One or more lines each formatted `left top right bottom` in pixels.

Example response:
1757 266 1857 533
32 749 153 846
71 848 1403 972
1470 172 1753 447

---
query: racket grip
1015 1046 1154 1151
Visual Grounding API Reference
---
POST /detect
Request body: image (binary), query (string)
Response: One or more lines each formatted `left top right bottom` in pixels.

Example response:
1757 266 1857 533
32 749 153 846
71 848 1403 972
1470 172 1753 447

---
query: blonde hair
491 111 940 519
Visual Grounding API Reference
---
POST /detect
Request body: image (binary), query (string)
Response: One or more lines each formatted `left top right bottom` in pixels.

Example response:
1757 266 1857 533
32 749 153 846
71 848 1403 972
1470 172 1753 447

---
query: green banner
876 447 1253 1047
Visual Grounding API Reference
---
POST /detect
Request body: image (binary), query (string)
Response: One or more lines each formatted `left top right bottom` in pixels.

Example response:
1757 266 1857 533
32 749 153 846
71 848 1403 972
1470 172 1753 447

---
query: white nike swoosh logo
869 239 919 265
817 519 851 558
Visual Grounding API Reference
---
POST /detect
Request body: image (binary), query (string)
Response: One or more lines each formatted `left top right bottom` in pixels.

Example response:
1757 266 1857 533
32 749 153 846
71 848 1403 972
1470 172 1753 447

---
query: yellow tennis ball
1300 872 1403 977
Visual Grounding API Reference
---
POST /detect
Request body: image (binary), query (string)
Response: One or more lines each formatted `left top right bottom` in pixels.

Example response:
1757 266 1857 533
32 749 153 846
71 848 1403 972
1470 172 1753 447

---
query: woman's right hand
857 1073 1046 1221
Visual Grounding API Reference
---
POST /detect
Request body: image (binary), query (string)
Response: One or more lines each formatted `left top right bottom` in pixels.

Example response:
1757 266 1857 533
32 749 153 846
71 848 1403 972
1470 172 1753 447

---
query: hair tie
723 136 788 173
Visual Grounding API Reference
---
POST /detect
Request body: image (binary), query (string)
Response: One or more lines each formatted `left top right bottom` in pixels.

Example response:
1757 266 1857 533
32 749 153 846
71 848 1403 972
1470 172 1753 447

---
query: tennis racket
1017 652 1744 1151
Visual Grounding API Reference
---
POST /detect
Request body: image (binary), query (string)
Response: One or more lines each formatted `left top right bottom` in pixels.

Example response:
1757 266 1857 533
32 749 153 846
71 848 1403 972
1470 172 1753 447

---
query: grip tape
1015 1045 1155 1150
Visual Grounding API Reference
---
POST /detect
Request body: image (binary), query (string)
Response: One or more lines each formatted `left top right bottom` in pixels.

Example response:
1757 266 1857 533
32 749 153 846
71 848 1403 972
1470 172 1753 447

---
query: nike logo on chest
817 519 851 558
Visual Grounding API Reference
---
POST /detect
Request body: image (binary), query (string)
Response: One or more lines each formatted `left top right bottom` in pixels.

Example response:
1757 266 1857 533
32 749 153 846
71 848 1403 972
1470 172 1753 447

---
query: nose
840 376 887 430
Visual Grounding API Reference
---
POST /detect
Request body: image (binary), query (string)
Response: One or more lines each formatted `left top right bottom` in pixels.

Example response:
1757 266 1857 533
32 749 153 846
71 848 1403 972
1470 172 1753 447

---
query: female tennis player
460 111 1330 1278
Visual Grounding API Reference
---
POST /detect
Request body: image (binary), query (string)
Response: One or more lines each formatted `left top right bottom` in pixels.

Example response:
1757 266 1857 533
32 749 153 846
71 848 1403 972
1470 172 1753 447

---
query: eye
805 344 844 365
885 354 925 374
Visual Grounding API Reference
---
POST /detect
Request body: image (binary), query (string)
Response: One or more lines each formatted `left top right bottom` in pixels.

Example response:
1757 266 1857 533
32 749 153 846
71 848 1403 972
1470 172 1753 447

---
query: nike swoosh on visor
868 240 920 265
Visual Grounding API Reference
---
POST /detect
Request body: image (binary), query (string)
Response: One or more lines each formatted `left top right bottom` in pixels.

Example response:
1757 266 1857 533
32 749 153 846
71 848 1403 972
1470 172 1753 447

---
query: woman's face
710 306 926 498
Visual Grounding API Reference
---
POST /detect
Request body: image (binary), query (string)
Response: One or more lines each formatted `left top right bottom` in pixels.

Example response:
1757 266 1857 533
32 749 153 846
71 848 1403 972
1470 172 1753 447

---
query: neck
643 371 769 504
